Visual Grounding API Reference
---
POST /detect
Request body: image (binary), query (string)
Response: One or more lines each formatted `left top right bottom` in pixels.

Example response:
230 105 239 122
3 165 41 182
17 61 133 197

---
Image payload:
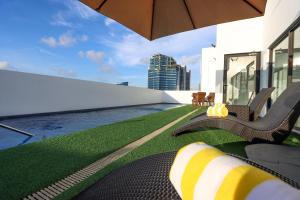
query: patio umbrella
80 0 267 41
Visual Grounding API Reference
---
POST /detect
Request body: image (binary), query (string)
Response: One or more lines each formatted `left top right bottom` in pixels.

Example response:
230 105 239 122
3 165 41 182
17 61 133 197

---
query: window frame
267 16 300 108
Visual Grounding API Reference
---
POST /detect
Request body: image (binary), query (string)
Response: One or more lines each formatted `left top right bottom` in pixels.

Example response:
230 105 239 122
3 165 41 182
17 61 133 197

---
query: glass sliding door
223 52 260 105
271 37 289 101
269 18 300 131
292 26 300 129
293 27 300 82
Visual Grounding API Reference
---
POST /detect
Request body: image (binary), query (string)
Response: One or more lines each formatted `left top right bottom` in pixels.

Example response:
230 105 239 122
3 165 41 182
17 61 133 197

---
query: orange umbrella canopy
80 0 267 41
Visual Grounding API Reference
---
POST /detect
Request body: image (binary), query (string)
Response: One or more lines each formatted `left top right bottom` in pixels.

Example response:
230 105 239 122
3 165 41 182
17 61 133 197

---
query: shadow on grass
215 141 249 157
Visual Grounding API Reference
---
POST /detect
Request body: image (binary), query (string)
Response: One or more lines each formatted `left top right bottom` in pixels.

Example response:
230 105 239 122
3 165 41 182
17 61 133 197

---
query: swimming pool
0 104 181 150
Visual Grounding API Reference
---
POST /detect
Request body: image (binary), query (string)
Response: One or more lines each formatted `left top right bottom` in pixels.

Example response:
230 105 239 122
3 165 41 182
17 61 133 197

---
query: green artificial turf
55 111 300 200
0 105 196 200
54 110 248 200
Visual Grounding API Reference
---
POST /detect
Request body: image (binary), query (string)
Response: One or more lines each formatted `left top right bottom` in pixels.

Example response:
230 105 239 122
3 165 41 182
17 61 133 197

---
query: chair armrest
226 105 250 121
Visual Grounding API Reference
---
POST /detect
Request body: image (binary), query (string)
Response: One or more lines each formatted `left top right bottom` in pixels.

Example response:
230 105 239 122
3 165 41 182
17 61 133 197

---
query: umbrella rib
96 0 109 11
243 0 263 15
150 0 156 40
183 0 196 29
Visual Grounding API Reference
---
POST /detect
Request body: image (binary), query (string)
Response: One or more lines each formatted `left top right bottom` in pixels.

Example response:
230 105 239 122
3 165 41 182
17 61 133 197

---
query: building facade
116 82 129 86
179 66 191 90
148 54 191 90
200 0 300 130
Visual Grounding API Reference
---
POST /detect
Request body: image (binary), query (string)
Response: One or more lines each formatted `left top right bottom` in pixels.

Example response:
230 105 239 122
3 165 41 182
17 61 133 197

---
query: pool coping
23 108 197 200
0 103 182 120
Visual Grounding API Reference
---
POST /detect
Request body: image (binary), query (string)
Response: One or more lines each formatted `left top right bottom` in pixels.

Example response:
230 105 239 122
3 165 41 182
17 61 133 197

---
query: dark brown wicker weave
191 87 275 121
73 152 300 200
173 83 300 143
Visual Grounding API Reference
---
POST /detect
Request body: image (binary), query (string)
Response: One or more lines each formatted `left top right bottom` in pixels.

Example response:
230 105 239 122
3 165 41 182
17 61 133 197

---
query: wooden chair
191 93 198 106
197 92 206 106
205 92 215 106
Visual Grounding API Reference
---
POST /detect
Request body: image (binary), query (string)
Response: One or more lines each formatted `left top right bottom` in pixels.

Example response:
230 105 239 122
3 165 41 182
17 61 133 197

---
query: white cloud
50 0 99 27
105 18 116 26
0 61 11 70
65 0 98 19
101 26 215 89
41 37 57 47
51 12 73 27
58 33 76 46
80 35 89 42
41 32 82 48
99 65 114 73
177 54 201 68
36 47 59 57
103 26 215 67
78 51 85 58
109 32 115 37
79 50 114 74
51 66 77 78
79 50 104 63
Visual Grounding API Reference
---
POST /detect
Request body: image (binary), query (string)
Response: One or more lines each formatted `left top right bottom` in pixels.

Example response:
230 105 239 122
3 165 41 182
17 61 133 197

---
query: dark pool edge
0 103 184 120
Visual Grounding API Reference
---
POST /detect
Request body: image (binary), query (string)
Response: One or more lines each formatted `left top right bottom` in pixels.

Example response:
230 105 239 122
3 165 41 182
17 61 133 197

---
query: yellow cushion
207 103 228 117
169 143 300 200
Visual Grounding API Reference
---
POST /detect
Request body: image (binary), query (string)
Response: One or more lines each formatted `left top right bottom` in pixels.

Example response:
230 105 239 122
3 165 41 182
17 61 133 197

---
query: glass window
293 27 300 82
272 37 289 101
292 27 300 129
225 54 257 105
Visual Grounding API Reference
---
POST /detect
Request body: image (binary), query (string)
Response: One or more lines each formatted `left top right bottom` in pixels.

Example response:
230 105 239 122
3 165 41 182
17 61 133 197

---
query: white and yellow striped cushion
207 103 228 117
169 142 300 200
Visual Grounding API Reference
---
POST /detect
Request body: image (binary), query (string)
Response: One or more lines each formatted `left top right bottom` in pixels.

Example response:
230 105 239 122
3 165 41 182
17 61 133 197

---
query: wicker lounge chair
173 82 300 143
192 87 275 121
73 152 300 200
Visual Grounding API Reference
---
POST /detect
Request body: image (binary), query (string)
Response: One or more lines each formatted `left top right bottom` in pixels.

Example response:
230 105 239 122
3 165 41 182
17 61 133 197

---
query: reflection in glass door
223 53 260 105
292 26 300 129
270 23 300 131
272 37 288 101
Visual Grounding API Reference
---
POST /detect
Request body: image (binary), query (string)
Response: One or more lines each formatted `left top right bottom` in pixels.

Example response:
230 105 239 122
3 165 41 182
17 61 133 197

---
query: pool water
0 104 181 150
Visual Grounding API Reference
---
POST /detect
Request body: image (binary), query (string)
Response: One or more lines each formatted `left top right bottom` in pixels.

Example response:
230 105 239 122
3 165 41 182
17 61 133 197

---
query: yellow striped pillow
169 142 300 200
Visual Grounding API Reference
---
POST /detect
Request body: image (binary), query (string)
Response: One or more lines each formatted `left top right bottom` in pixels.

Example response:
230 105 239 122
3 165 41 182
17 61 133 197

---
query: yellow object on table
207 103 228 117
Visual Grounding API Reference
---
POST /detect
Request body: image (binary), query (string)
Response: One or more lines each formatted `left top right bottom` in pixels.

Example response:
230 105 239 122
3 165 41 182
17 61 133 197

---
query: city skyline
148 54 191 91
0 0 216 89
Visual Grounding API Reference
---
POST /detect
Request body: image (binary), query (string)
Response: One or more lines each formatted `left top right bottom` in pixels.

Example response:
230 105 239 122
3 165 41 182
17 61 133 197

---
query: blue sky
0 0 216 89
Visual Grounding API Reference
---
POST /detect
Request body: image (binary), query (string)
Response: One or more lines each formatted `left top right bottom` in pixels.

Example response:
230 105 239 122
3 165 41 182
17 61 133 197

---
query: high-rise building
116 82 129 86
148 54 191 90
179 66 191 90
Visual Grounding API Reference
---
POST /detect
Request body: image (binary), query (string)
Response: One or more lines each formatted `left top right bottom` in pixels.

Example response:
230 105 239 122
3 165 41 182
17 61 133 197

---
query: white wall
208 17 264 103
201 48 217 93
0 70 163 117
216 17 263 54
260 0 300 88
0 70 198 117
200 0 300 114
263 0 300 49
162 91 199 104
